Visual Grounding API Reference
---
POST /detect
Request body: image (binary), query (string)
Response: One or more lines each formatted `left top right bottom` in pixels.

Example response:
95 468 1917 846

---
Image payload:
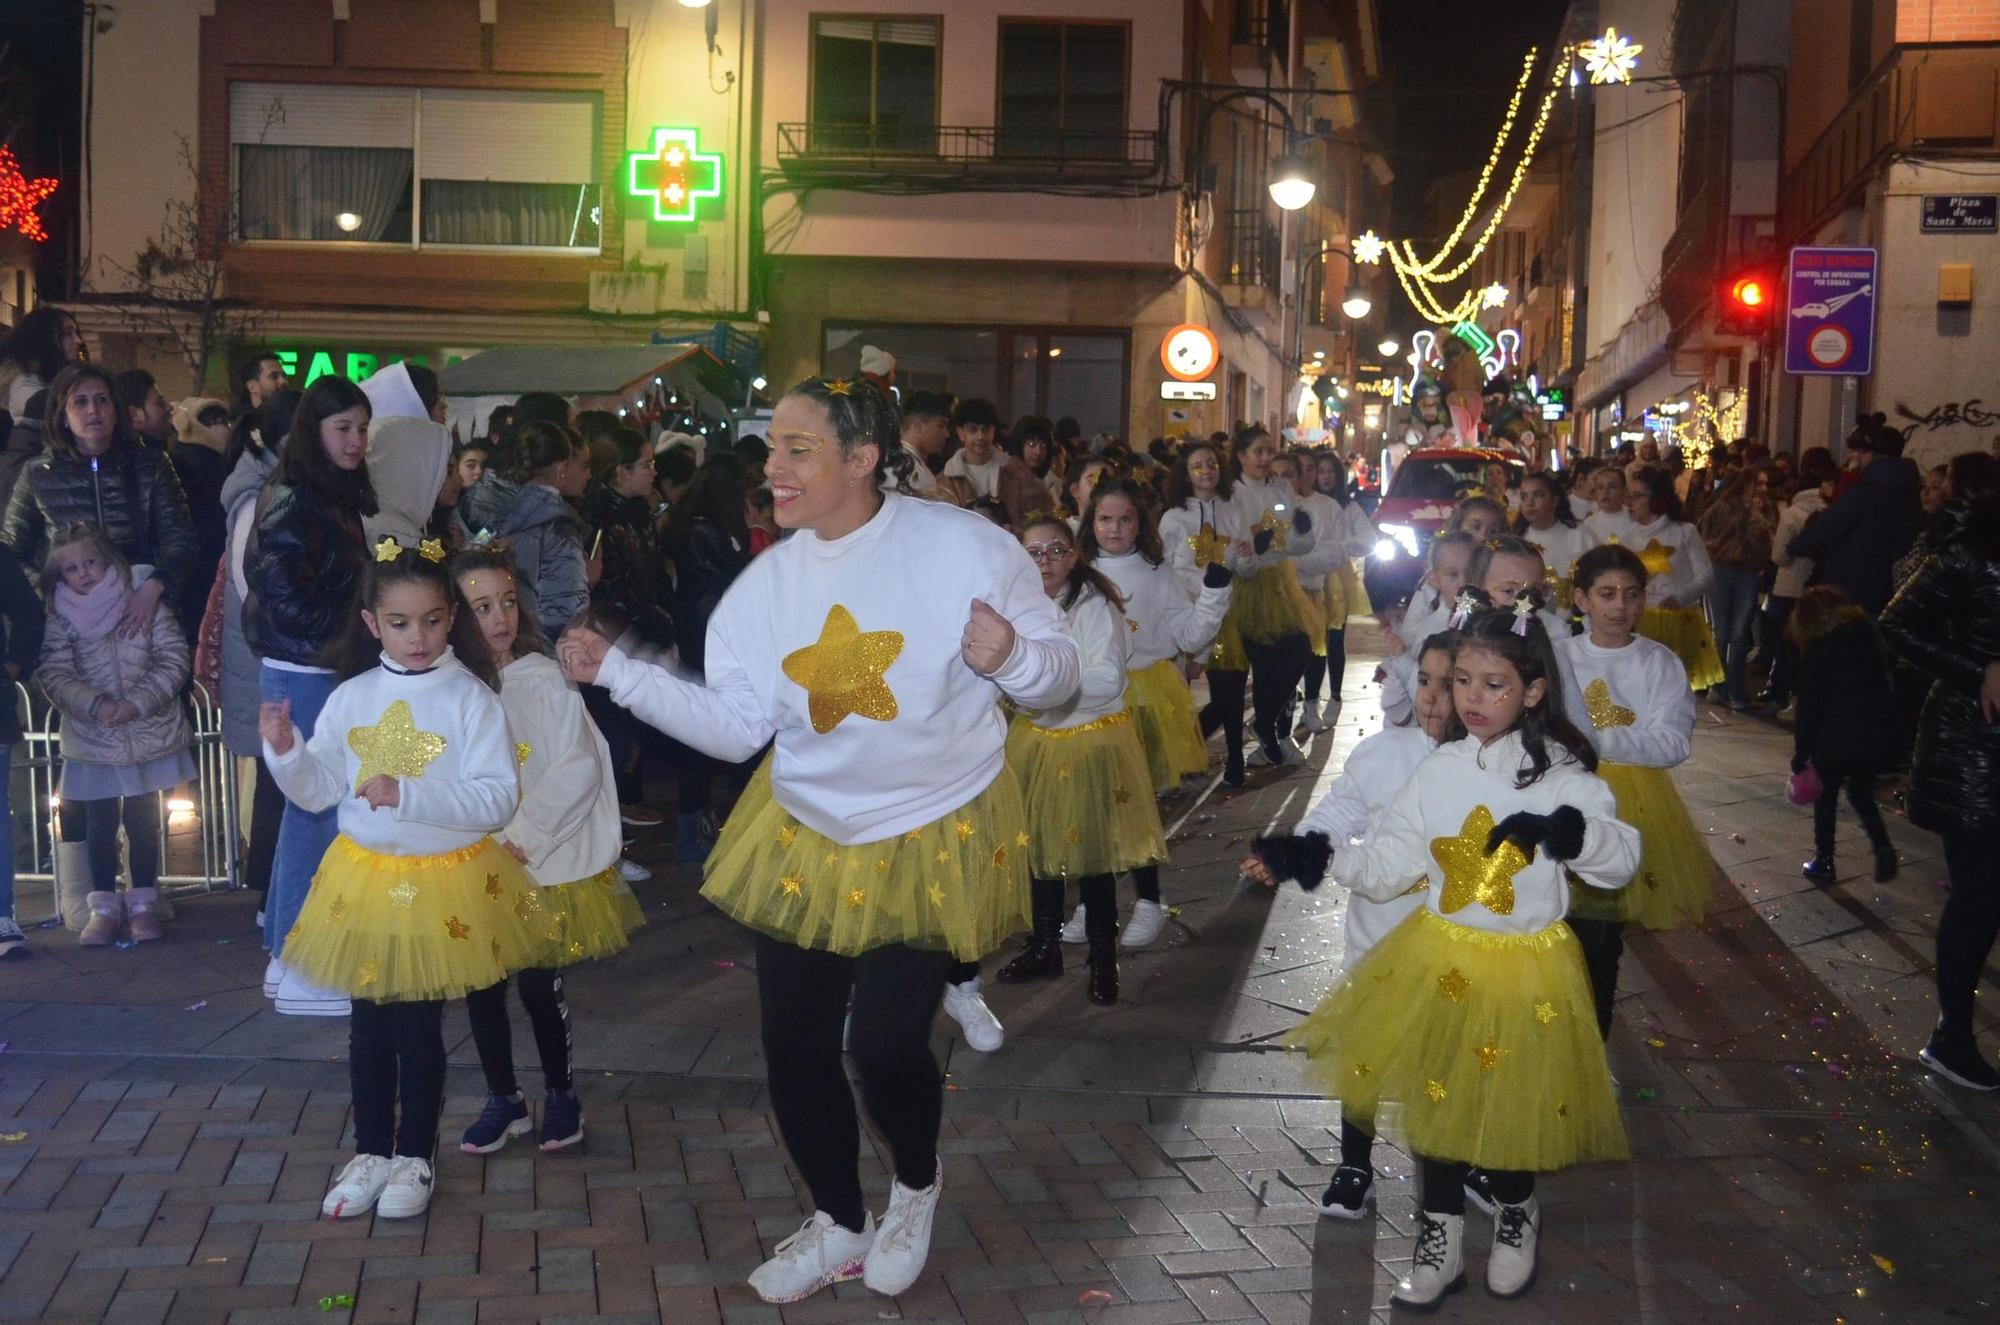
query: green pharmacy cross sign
625 126 723 225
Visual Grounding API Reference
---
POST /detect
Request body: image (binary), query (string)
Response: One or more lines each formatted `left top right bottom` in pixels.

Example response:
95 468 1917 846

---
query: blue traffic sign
1785 247 1877 376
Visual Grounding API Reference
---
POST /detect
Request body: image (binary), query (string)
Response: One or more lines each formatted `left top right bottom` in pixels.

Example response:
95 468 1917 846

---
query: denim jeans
1708 567 1761 703
260 664 339 957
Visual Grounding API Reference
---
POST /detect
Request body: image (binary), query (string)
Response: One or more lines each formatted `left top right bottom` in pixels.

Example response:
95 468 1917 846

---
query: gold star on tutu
935 847 951 864
1583 678 1636 729
1635 539 1674 580
782 604 904 734
1437 967 1471 1004
1015 831 1031 848
1474 1039 1507 1071
927 880 945 908
387 879 418 908
844 888 866 908
780 874 804 897
349 700 448 790
1112 786 1131 805
1187 523 1230 569
327 895 347 923
1534 1001 1558 1025
484 873 503 899
445 916 469 940
955 820 974 842
776 824 798 847
357 958 381 987
874 858 889 875
1424 1079 1447 1102
1431 805 1527 916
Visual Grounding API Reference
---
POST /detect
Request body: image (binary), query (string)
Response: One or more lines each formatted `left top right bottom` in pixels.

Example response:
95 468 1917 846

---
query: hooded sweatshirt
360 363 450 551
457 472 590 639
218 445 279 755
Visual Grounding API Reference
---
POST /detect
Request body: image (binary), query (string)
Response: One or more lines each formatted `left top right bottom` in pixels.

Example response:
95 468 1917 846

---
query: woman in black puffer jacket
1879 451 2000 1092
3 363 197 640
580 426 672 826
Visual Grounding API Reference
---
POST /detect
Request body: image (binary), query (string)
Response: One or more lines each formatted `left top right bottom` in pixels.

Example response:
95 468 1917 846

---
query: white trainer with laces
1121 899 1168 948
1390 1211 1465 1309
617 858 652 883
376 1157 434 1218
749 1211 875 1304
0 916 27 959
941 978 1004 1052
262 957 284 999
1486 1197 1540 1298
320 1154 393 1219
274 966 350 1017
1059 905 1086 945
864 1160 943 1297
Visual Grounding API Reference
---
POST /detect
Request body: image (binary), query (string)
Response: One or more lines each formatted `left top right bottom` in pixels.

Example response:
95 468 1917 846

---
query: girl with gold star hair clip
259 533 543 1224
1269 604 1639 1309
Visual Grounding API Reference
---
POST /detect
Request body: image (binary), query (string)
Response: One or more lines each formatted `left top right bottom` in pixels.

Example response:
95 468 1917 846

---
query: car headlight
1376 523 1420 559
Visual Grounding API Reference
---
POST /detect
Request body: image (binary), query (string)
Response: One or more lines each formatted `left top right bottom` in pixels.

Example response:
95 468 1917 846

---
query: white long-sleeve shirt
1297 725 1436 960
1335 730 1639 935
263 651 518 856
1624 513 1715 606
596 492 1079 845
497 652 623 884
1094 549 1230 669
1555 634 1694 769
1292 493 1376 580
1160 496 1245 600
1016 586 1130 730
1229 474 1318 573
1583 508 1635 546
1520 520 1601 588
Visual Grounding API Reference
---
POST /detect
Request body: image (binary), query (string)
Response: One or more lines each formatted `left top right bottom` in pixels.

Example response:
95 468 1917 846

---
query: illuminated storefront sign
625 126 724 225
272 349 470 386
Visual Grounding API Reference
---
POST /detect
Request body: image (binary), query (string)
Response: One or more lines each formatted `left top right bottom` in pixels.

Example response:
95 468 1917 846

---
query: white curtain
237 146 412 242
420 181 596 248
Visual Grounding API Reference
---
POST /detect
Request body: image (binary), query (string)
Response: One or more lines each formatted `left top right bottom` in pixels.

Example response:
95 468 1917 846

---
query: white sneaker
617 858 652 883
376 1157 434 1218
1059 906 1086 945
1390 1211 1465 1309
942 979 1004 1053
864 1161 943 1297
1297 699 1331 733
1244 744 1279 768
262 957 285 1000
320 1154 393 1219
1121 899 1168 948
0 916 24 959
748 1211 875 1304
1486 1197 1539 1298
1275 737 1308 766
274 966 351 1017
254 908 265 929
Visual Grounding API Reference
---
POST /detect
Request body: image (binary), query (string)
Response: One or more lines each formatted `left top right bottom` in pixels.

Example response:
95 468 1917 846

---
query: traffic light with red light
1719 269 1776 334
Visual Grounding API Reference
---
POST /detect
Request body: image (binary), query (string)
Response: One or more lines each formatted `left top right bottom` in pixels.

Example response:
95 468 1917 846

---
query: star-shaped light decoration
0 148 59 243
1481 282 1511 309
781 604 904 734
1351 229 1386 265
1187 523 1231 569
348 700 448 790
1579 26 1643 85
1430 805 1528 916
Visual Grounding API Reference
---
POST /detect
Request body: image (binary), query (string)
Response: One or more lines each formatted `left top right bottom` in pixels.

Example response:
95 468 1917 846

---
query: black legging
1812 766 1891 858
1244 632 1312 750
1340 1117 1373 1168
1937 831 2000 1042
465 968 573 1096
1299 627 1348 705
1131 864 1161 905
1419 1156 1532 1215
758 933 951 1233
247 760 285 899
1200 668 1248 769
1567 916 1624 1040
58 792 161 892
350 998 445 1160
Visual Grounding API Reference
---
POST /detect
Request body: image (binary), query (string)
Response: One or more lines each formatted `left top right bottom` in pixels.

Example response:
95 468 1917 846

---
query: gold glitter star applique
822 848 839 865
348 700 448 790
515 742 532 767
1635 539 1674 581
1555 1101 1569 1119
780 874 805 897
1474 1040 1507 1071
781 604 904 734
1188 522 1230 569
1437 967 1471 1004
776 824 798 847
491 938 503 965
927 880 946 908
1127 617 1140 634
1252 508 1289 552
387 879 418 909
935 847 952 864
485 873 502 899
515 889 544 919
1424 1079 1447 1102
1583 678 1636 730
875 858 889 875
1534 1001 1558 1025
955 820 974 842
1066 826 1083 845
992 846 1008 870
327 895 348 924
1351 1062 1371 1080
1112 786 1131 806
357 958 381 987
905 829 923 841
1431 805 1527 916
1015 830 1032 848
844 888 866 909
445 916 469 940
1057 763 1072 782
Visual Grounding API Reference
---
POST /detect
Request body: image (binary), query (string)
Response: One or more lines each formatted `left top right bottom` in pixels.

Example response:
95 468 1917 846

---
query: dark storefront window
824 323 1129 437
809 16 942 153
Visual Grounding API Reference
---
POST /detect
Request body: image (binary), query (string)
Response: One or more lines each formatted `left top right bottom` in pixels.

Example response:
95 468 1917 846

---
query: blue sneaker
540 1089 584 1151
460 1093 531 1154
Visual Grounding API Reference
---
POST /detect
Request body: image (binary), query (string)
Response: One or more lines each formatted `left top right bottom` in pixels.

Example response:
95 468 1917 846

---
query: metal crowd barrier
9 679 244 903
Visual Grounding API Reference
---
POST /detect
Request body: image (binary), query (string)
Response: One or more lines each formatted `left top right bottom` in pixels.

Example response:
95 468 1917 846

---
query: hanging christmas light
1481 283 1511 309
1351 229 1387 265
1578 27 1644 85
0 147 59 243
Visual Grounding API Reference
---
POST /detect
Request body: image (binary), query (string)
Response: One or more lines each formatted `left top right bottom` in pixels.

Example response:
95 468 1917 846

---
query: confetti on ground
1871 1254 1896 1275
1078 1289 1115 1306
1647 1037 1667 1049
1730 833 1746 843
318 1293 355 1310
185 1000 207 1011
1636 1088 1657 1101
113 939 138 950
713 959 736 969
0 1132 26 1142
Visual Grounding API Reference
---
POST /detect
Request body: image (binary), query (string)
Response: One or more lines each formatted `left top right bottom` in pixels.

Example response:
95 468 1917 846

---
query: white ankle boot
1486 1197 1540 1298
1391 1211 1464 1309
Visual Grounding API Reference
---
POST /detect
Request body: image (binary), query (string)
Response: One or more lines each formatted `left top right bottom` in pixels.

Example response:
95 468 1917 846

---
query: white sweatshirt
1583 508 1635 546
1094 549 1230 669
497 652 623 885
595 492 1079 845
1336 730 1639 934
1160 496 1245 600
1229 474 1319 573
1297 724 1436 960
1016 585 1130 731
1292 492 1377 580
263 651 518 855
1623 513 1715 607
1520 521 1601 586
1554 634 1694 769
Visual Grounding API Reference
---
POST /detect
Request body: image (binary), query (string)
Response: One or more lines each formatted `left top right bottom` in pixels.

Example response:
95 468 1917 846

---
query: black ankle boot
1085 910 1119 1005
998 881 1064 983
1873 845 1899 883
1802 854 1835 882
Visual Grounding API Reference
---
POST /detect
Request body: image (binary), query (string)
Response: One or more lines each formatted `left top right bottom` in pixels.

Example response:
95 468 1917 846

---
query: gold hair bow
419 538 446 563
374 537 404 563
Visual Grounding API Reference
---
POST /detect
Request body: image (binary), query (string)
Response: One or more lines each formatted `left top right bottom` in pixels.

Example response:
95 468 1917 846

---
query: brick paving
2 619 1998 1323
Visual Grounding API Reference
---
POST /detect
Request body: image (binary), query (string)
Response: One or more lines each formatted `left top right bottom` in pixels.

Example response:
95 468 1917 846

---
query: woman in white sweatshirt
1625 464 1723 692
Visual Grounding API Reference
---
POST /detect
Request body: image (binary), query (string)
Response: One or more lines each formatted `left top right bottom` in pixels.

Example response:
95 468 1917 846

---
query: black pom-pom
1202 561 1232 589
1544 805 1585 861
1292 508 1311 535
1251 831 1334 890
1252 527 1274 555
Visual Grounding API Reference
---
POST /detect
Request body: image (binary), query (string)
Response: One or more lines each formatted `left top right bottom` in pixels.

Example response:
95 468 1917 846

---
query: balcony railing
1231 2 1290 65
776 122 1158 179
1221 207 1279 292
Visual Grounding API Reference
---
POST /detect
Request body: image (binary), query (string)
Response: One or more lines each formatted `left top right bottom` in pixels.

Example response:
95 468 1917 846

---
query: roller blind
230 82 415 148
419 90 597 184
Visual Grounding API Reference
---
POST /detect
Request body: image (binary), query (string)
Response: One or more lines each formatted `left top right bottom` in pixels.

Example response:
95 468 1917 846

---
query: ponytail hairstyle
1465 533 1552 611
784 376 917 492
1451 606 1597 785
1629 463 1685 523
502 420 580 483
41 523 131 601
1078 477 1165 566
1020 515 1125 613
322 538 499 689
1164 439 1234 507
1571 543 1648 596
1514 471 1577 529
449 543 551 661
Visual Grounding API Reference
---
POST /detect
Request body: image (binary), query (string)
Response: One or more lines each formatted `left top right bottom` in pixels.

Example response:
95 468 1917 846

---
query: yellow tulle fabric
1007 711 1168 879
1303 562 1373 637
1232 561 1325 645
1126 659 1209 791
1289 908 1628 1173
283 836 547 1002
1569 762 1718 930
521 866 648 966
1210 606 1248 671
1638 606 1724 691
702 757 1029 961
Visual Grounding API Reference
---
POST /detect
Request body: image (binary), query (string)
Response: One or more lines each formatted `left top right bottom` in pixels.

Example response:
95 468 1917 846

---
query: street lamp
1341 287 1374 320
1184 86 1318 214
1267 153 1316 212
1377 336 1400 357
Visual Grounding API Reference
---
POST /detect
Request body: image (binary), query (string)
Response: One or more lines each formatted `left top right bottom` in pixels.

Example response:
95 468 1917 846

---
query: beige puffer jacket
38 602 194 767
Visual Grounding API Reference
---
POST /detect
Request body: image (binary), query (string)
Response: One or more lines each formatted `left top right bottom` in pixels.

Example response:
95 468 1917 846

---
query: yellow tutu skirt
521 865 647 966
1310 562 1373 635
283 836 548 1003
1006 711 1168 879
1569 763 1717 930
1289 908 1628 1172
1210 606 1248 672
702 757 1028 961
1126 660 1209 791
1639 606 1724 691
1233 561 1325 645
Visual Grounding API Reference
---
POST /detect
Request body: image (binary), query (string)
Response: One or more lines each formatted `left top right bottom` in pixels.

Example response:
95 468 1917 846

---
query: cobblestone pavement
1 620 1996 1323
